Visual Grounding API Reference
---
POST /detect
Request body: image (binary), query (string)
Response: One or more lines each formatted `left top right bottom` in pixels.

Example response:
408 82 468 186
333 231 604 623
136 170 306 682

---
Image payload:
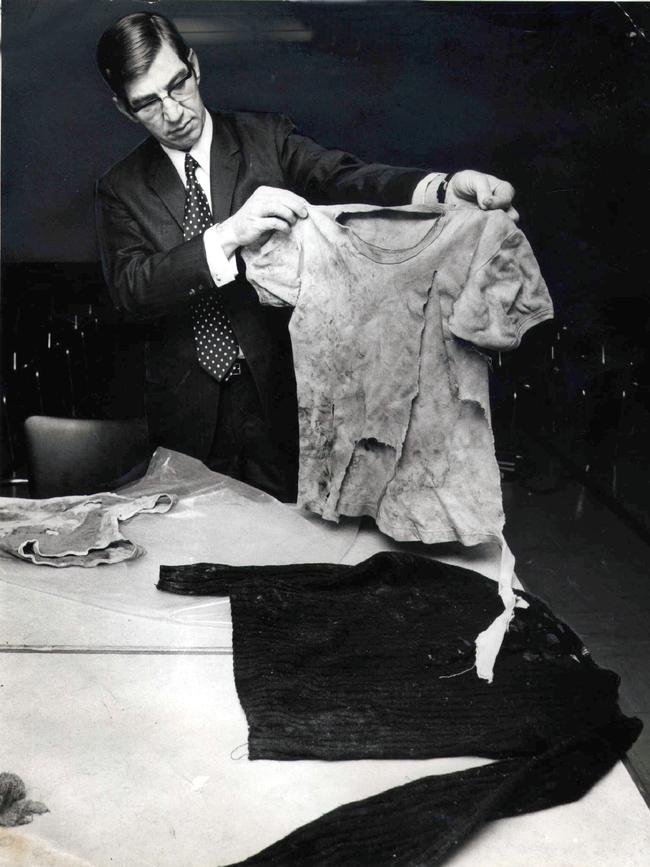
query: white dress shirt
160 111 238 286
161 110 447 289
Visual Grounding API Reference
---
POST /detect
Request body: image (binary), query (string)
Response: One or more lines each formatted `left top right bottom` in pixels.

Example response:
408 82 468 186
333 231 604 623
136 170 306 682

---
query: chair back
24 415 150 498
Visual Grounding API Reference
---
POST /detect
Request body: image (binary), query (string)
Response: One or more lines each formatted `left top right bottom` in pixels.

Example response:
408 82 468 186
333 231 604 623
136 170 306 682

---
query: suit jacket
95 110 428 463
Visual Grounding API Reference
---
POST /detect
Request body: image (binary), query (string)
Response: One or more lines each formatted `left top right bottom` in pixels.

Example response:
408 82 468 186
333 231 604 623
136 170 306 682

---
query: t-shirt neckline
335 206 447 264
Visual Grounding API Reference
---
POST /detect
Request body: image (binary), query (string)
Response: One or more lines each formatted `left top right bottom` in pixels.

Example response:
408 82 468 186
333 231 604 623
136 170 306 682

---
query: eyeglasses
128 66 196 120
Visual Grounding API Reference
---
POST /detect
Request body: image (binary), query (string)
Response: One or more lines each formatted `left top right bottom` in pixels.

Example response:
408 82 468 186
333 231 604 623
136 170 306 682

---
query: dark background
1 1 649 529
3 0 648 275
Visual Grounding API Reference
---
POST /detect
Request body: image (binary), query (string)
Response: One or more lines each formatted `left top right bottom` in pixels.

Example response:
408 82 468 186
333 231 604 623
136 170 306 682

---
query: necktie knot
182 153 213 235
184 153 199 185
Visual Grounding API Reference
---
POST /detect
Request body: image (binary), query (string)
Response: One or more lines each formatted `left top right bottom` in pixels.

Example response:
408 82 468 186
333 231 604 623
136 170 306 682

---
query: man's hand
446 170 518 221
218 186 309 256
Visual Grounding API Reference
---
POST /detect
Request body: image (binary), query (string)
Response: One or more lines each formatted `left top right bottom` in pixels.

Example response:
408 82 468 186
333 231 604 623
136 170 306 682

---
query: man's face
118 41 206 151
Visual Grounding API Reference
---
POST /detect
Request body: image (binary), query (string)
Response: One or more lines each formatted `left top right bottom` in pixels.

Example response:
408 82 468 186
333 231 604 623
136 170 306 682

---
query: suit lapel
144 112 240 229
209 112 241 223
146 140 186 230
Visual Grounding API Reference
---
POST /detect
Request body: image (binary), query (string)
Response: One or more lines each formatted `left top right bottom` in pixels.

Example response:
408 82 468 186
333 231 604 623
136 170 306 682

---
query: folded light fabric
0 491 175 567
158 552 641 867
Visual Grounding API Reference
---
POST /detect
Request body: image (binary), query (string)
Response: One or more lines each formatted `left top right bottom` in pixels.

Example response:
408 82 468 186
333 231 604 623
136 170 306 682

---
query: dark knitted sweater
158 551 641 866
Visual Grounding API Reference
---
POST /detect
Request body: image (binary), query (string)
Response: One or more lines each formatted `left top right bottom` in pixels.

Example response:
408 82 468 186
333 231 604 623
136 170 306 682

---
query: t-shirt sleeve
242 221 304 308
448 212 554 351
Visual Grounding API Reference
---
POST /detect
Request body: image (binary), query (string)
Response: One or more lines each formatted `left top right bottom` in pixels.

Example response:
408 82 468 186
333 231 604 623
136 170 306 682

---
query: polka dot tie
183 153 239 382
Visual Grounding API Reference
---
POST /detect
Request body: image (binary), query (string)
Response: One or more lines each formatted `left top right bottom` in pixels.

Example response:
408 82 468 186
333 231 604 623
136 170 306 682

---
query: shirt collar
160 109 213 184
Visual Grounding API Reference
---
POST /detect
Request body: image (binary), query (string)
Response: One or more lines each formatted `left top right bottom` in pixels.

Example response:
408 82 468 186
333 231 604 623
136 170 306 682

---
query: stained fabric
243 204 553 546
0 491 175 567
157 552 641 867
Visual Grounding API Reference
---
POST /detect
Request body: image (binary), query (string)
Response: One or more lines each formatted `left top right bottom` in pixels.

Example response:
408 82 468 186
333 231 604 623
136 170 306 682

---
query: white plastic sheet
0 449 359 628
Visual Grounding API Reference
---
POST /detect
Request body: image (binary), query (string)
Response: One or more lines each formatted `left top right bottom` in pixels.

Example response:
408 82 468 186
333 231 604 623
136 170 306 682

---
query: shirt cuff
411 172 448 205
203 224 239 286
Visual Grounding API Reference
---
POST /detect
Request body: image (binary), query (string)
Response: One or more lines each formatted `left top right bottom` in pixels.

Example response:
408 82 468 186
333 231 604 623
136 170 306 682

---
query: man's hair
97 12 190 101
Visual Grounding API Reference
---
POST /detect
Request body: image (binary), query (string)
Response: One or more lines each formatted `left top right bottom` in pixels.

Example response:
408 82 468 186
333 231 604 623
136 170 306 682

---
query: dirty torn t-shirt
243 204 553 545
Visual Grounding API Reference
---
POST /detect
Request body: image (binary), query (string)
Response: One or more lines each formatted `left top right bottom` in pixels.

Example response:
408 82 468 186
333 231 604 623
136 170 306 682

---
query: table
1 466 649 866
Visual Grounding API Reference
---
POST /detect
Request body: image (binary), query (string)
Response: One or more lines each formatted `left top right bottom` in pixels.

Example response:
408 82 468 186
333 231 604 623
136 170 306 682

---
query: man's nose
161 95 183 123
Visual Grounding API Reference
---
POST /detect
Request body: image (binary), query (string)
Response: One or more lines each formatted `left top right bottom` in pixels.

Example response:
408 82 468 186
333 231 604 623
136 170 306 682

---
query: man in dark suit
95 12 516 501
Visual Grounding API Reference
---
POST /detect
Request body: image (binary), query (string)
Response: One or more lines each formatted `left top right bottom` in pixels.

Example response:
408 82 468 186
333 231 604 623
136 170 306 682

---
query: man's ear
188 48 201 85
112 95 140 125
